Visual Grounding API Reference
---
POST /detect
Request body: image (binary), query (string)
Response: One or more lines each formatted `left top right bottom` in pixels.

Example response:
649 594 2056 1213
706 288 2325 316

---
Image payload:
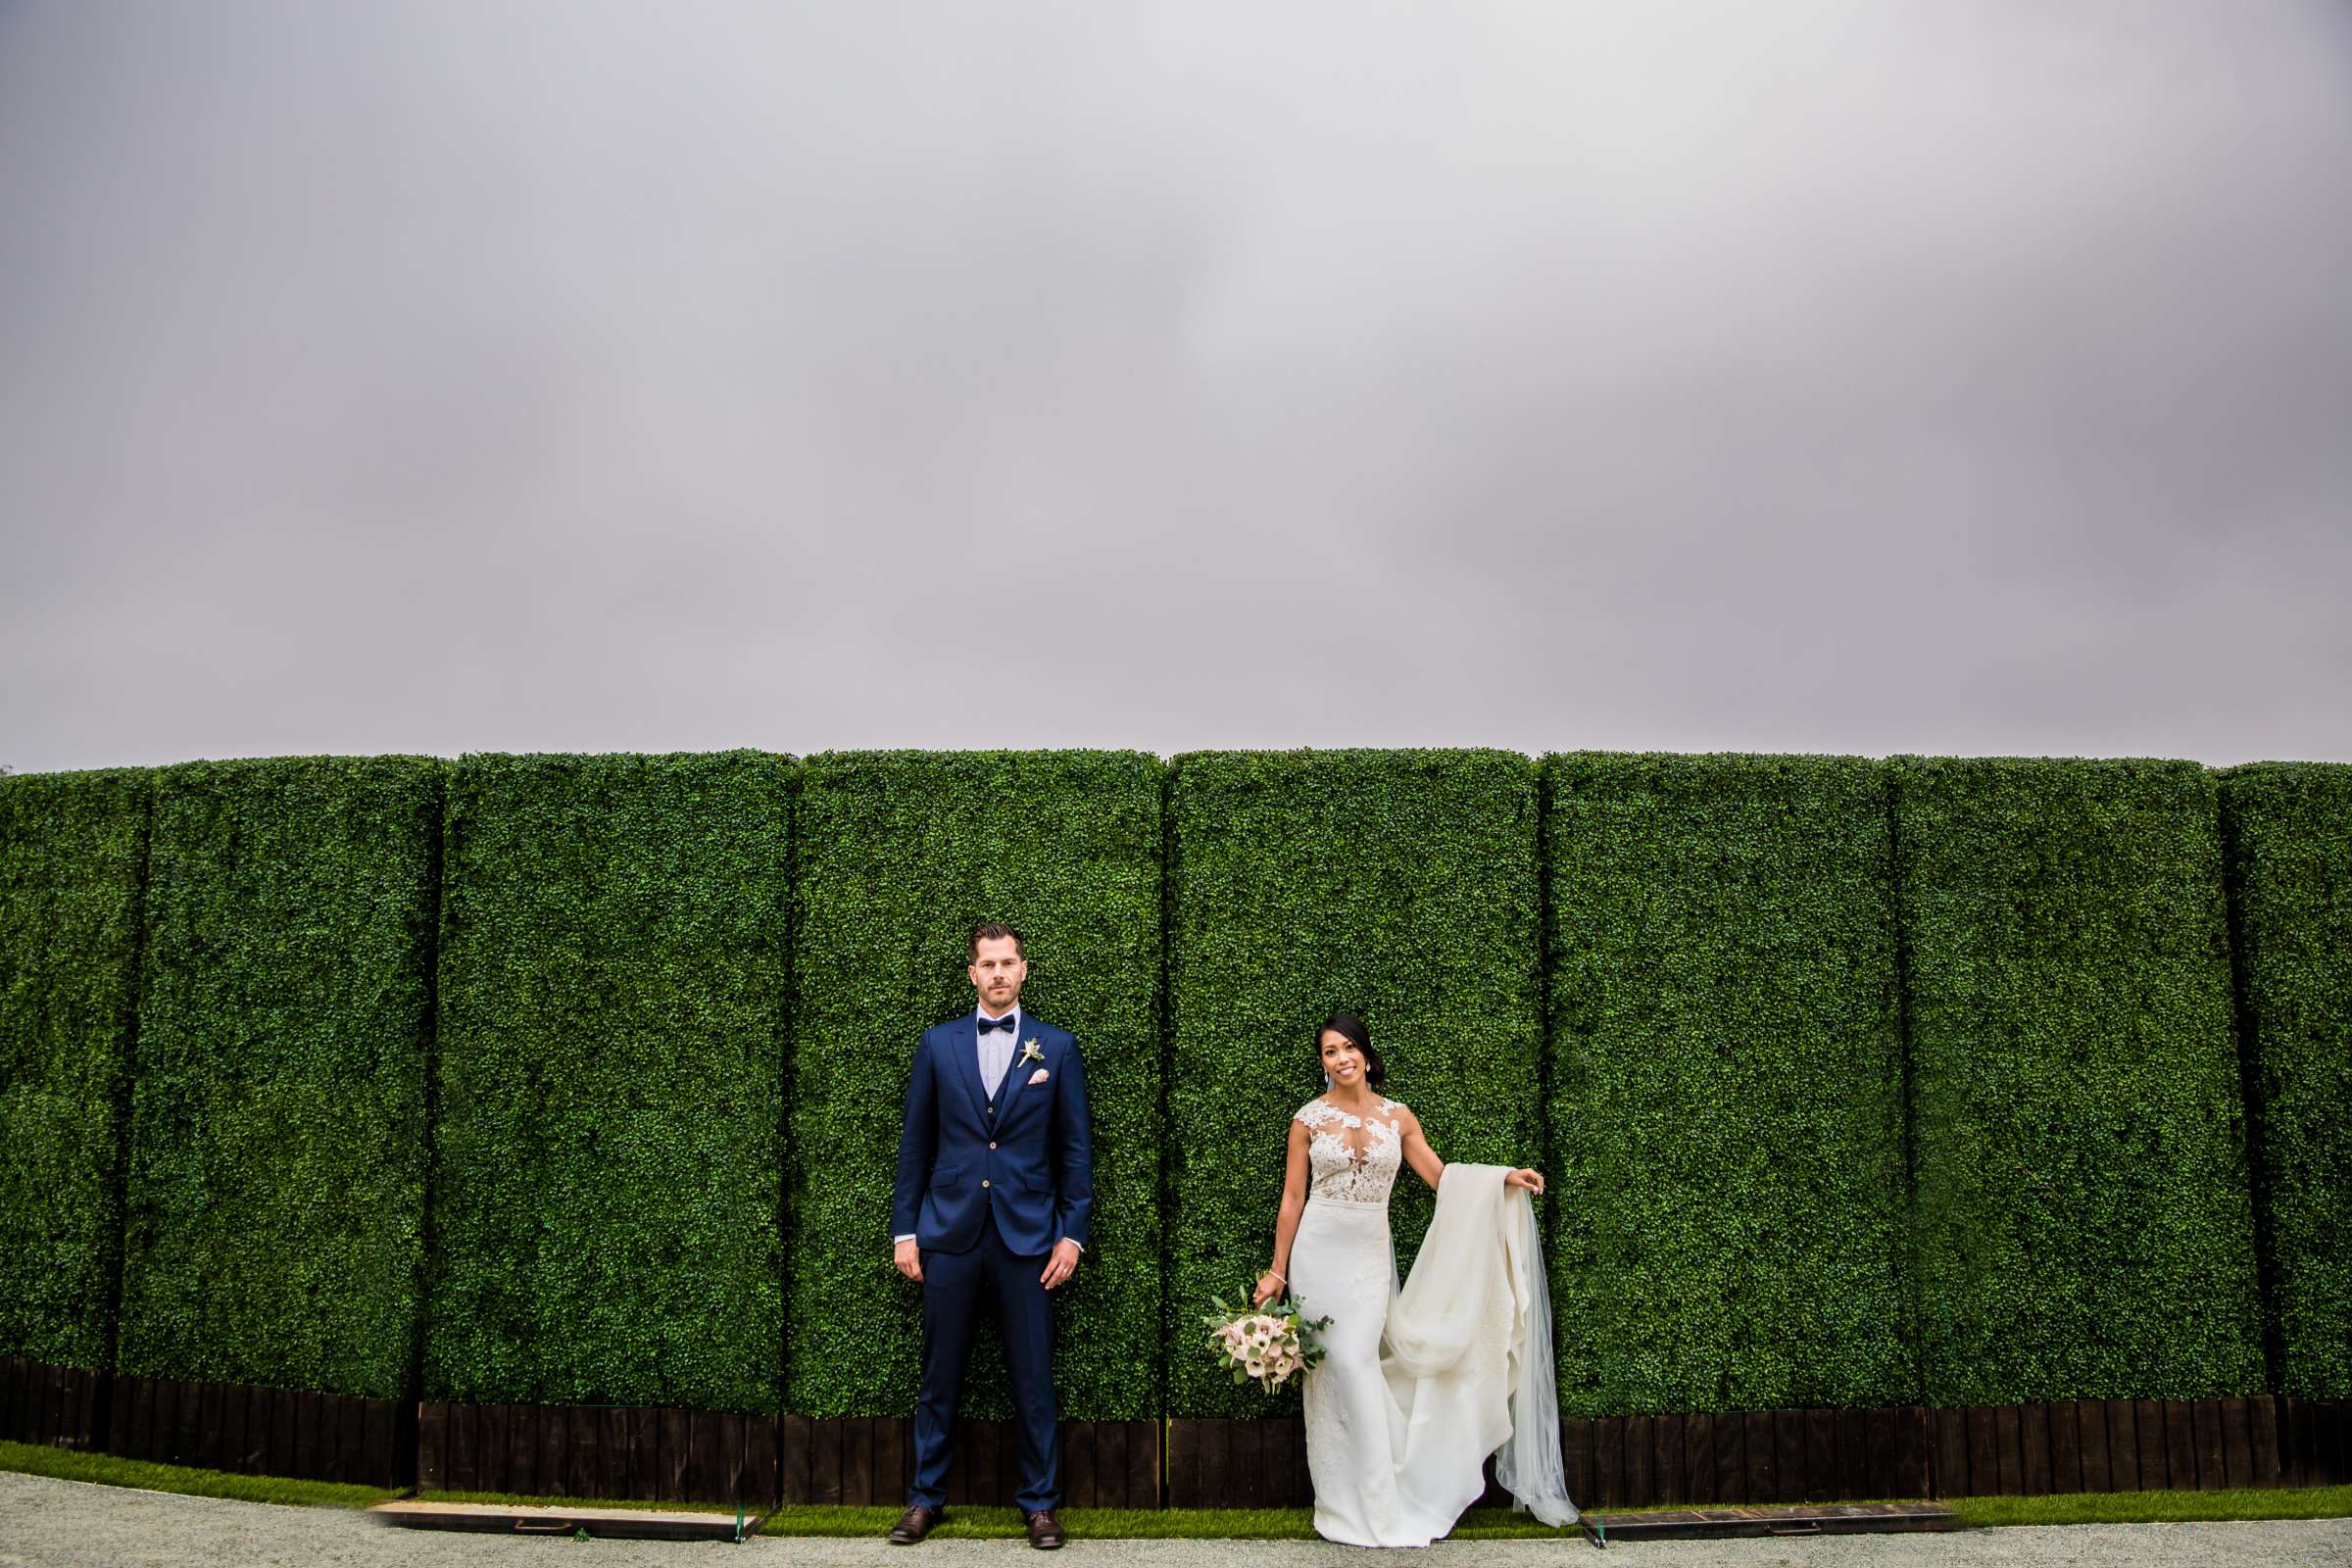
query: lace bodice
1295 1097 1403 1206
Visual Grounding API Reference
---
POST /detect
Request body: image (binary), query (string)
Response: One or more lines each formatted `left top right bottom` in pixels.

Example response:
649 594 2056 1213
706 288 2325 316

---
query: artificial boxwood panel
116 758 442 1399
425 752 793 1412
1544 753 1913 1417
1167 750 1541 1418
785 752 1162 1420
0 769 150 1369
1894 757 2263 1405
2220 761 2352 1397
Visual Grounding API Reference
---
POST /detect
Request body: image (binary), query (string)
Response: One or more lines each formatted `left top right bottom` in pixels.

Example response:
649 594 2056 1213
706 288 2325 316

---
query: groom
888 923 1094 1550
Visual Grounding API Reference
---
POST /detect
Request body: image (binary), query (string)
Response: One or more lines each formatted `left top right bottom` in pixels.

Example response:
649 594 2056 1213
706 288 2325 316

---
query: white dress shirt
976 1003 1021 1102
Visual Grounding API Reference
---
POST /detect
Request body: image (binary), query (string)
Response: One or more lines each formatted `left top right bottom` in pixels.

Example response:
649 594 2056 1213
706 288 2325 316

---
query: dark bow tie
978 1013 1017 1034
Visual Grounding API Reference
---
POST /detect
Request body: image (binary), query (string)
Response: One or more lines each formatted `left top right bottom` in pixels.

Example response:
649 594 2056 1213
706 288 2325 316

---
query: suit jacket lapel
997 1017 1038 1120
949 1011 991 1125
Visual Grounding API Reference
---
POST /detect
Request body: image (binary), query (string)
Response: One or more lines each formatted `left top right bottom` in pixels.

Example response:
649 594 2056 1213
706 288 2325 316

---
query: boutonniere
1020 1038 1045 1066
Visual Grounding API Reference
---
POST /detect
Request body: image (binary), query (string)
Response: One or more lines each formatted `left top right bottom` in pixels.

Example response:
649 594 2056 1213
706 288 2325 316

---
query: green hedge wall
1894 757 2264 1405
424 753 793 1412
784 752 1163 1420
1544 753 1914 1417
18 742 2350 1423
2220 762 2352 1397
0 769 150 1369
116 758 443 1398
1167 751 1542 1418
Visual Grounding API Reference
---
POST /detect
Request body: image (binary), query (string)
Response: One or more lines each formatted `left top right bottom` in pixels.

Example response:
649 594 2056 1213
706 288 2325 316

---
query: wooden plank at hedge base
116 758 441 1409
2219 763 2352 1401
1893 758 2264 1408
786 752 1164 1432
1168 751 1542 1423
1544 754 1912 1422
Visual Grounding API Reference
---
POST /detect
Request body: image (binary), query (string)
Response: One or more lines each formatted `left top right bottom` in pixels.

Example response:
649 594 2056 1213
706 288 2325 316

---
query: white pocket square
1028 1067 1051 1085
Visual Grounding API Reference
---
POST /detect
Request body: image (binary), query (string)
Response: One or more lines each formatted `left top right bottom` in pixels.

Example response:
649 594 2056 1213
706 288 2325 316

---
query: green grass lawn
6 1439 2346 1537
1946 1486 2352 1528
0 1439 399 1509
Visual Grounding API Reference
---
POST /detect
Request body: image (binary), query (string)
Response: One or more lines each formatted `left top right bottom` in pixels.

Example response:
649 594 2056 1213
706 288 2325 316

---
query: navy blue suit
892 1011 1093 1512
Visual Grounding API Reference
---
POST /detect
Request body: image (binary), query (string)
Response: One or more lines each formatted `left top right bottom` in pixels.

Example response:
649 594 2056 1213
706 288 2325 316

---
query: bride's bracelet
1263 1267 1286 1285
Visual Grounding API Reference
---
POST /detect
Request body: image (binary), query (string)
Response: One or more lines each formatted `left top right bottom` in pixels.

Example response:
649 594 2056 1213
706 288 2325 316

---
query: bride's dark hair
1317 1010 1386 1090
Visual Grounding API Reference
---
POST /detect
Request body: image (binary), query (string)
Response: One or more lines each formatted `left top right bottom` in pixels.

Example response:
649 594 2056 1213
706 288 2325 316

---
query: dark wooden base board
779 1416 1159 1508
4 1358 2346 1514
0 1357 103 1452
1168 1397 2352 1510
0 1358 401 1487
107 1374 401 1487
418 1401 774 1507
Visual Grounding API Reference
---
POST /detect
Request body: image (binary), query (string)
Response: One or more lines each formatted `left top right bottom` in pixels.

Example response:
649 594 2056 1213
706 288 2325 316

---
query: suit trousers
910 1222 1059 1512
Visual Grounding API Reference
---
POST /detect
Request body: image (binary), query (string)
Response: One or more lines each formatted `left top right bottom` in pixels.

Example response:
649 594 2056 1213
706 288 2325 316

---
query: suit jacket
891 1011 1095 1256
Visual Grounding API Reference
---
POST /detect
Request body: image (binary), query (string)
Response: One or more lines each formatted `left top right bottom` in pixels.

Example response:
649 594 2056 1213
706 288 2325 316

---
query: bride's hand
1503 1168 1545 1196
1251 1271 1285 1307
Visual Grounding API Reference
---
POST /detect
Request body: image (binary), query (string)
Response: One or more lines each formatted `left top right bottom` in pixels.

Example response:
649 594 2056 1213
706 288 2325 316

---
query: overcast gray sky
4 2 2348 773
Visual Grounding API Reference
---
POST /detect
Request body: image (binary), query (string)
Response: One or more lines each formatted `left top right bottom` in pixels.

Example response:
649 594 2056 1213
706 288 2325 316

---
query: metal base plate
1586 1502 1956 1542
368 1499 761 1542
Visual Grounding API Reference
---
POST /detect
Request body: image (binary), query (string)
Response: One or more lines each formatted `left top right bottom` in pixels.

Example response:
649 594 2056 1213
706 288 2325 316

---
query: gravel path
3 1473 2348 1568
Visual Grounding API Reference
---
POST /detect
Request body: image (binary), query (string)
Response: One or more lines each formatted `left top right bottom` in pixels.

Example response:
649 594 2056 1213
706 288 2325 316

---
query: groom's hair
969 922 1025 960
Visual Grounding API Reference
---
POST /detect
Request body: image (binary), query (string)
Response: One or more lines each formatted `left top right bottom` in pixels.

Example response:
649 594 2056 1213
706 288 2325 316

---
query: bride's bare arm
1396 1105 1446 1191
1251 1120 1311 1306
1398 1104 1545 1195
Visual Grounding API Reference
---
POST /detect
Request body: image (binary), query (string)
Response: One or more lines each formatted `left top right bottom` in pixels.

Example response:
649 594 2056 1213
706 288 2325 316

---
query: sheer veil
1379 1163 1578 1528
1493 1188 1576 1525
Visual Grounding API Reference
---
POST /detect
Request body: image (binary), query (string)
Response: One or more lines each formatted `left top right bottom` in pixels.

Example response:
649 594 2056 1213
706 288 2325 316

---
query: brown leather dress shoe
888 1504 944 1544
1026 1508 1065 1549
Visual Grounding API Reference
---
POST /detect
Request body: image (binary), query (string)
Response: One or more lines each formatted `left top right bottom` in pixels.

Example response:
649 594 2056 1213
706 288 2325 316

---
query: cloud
3 0 2348 769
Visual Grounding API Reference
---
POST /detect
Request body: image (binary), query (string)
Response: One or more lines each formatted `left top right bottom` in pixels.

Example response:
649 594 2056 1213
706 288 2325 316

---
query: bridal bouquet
1202 1295 1332 1393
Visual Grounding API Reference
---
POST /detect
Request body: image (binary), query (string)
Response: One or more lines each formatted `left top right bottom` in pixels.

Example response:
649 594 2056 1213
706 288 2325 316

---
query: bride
1250 1012 1577 1546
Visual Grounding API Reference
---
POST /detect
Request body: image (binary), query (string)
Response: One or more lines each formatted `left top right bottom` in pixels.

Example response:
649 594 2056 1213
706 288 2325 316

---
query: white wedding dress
1288 1097 1577 1547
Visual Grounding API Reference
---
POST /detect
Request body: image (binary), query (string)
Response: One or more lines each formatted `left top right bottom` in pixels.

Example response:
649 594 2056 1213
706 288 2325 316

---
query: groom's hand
894 1239 924 1283
1040 1239 1082 1291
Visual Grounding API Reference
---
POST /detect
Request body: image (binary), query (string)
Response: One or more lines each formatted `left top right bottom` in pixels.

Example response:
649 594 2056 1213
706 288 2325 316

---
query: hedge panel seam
2219 761 2352 1397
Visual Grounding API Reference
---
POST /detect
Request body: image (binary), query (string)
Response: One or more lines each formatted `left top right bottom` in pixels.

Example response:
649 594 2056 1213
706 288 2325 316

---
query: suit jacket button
982 1179 991 1189
989 1142 997 1150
